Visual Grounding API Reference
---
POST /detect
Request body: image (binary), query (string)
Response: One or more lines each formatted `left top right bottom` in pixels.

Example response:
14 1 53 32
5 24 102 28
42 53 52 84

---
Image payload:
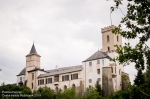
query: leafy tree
33 87 54 99
111 0 150 98
83 86 102 99
60 87 77 99
134 69 145 86
0 84 32 99
95 80 103 97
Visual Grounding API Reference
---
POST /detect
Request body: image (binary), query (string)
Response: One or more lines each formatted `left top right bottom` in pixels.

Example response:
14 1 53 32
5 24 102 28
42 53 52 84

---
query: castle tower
101 25 122 53
25 43 41 79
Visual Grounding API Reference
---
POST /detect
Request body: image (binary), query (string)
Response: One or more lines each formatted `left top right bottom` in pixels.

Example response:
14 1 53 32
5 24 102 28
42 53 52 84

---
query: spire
26 43 41 57
29 43 37 54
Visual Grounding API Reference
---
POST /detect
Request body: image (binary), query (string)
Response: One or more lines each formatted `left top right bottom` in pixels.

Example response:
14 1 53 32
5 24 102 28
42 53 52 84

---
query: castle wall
102 67 114 96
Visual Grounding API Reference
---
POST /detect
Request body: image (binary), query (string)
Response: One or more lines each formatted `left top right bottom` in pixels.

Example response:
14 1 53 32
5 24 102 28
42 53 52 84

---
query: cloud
0 0 137 85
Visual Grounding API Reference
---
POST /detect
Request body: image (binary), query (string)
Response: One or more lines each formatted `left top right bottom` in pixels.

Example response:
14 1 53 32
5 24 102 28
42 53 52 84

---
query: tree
83 86 102 99
95 80 103 96
60 87 77 99
111 0 150 98
33 87 54 99
0 84 32 99
134 69 145 86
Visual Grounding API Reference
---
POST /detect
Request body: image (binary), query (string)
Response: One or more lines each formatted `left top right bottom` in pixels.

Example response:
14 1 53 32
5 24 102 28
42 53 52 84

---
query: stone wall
121 72 130 90
102 67 114 96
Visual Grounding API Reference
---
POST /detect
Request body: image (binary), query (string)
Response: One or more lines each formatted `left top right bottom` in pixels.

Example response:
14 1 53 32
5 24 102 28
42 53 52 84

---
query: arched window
117 35 119 42
64 85 67 90
55 86 58 91
72 84 75 89
107 35 109 42
108 46 110 51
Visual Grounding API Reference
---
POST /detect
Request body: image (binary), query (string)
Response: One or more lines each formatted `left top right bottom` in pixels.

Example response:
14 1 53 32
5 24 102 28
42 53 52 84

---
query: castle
16 25 129 95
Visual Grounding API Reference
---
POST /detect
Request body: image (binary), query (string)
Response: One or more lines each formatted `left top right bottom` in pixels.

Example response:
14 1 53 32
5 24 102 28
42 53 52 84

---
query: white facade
17 25 129 94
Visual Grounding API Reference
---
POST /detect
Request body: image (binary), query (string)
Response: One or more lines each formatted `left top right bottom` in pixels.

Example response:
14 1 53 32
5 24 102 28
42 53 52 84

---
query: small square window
97 78 101 82
89 62 92 66
97 60 100 64
89 79 92 83
97 69 100 74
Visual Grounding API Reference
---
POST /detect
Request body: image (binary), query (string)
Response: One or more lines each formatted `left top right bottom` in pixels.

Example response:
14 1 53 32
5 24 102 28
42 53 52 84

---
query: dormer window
107 35 109 42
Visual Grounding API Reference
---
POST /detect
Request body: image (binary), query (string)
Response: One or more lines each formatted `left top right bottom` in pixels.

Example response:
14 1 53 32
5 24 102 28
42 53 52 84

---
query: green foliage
0 84 32 99
134 69 145 86
83 86 102 99
60 87 77 99
111 0 150 98
95 80 103 96
33 87 54 99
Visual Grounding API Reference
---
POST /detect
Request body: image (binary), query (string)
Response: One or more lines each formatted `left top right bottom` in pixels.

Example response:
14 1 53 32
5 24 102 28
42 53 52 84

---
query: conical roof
26 43 41 57
83 50 111 62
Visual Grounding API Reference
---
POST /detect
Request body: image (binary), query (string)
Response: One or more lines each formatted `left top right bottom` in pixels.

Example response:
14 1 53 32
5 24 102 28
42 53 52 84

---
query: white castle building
16 25 129 95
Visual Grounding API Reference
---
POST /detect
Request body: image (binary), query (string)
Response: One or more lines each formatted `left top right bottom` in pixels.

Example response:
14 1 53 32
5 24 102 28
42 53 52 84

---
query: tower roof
26 43 41 57
83 50 111 62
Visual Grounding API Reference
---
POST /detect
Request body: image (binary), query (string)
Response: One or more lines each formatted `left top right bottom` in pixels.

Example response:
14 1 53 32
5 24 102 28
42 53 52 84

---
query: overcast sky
0 0 141 85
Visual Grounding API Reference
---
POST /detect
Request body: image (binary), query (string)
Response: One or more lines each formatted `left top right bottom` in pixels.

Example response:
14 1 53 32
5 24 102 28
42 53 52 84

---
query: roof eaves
82 56 111 62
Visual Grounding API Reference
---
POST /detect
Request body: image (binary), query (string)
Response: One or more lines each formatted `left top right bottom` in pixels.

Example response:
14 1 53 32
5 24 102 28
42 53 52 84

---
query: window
32 73 34 80
20 77 22 81
62 75 69 81
97 69 100 74
55 86 58 91
54 75 59 82
38 79 44 85
115 67 116 73
48 78 52 84
89 62 92 66
32 83 33 89
107 35 109 42
111 67 113 73
97 60 100 64
119 69 121 75
97 78 101 82
117 35 119 41
71 73 78 80
46 78 52 84
102 60 104 66
64 85 67 90
72 84 75 88
89 79 92 83
108 46 110 51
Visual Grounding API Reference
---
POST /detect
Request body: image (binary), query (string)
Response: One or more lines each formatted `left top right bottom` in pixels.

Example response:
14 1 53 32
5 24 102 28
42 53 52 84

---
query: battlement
101 25 116 33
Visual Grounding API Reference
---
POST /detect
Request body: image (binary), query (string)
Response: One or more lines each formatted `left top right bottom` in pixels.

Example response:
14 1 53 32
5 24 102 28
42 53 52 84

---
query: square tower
101 25 122 52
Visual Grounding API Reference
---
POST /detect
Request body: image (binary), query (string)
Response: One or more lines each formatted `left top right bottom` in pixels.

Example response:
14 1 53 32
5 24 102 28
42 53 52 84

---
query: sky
0 0 142 85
